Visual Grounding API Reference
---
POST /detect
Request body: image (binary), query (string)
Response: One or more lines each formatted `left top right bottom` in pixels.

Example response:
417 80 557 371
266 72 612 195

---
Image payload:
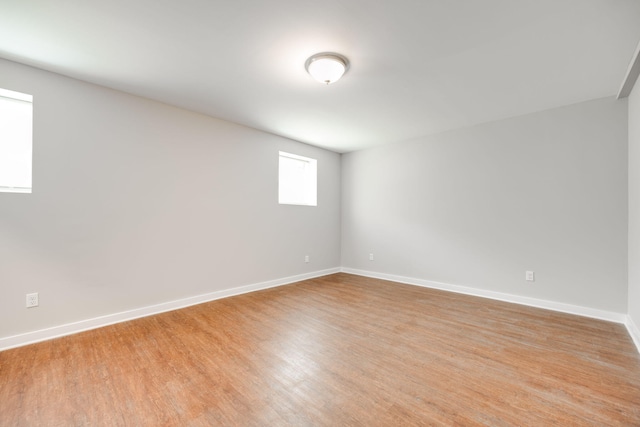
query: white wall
342 97 628 313
1 55 634 347
0 59 341 340
629 82 640 329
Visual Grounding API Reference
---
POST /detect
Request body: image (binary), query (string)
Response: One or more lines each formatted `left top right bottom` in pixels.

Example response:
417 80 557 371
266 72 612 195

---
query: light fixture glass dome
305 53 349 85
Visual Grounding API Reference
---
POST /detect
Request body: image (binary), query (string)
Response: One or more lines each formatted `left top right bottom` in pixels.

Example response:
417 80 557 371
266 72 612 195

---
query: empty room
2 0 640 425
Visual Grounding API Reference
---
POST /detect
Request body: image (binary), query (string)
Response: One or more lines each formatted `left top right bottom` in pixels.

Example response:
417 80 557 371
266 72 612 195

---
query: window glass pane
279 151 317 206
0 89 33 193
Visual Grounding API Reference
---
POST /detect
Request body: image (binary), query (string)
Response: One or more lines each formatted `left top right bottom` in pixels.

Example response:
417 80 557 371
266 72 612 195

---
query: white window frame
278 151 317 206
0 88 33 194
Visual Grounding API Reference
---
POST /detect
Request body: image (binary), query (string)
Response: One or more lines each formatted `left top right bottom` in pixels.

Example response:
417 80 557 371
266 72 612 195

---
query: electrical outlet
525 271 535 282
369 253 374 261
26 292 39 308
305 255 309 263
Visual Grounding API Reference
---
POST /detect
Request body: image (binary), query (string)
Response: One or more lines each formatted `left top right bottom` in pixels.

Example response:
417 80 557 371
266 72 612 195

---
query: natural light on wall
278 151 317 206
0 88 33 193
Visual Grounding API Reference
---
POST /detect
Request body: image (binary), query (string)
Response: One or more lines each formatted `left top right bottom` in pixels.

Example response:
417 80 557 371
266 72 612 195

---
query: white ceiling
1 0 640 153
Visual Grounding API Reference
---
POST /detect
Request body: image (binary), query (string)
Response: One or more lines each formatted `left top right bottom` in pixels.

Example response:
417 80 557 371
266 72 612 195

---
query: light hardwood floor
1 273 639 426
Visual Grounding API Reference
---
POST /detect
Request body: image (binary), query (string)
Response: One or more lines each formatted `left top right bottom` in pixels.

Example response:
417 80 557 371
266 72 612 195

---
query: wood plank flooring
1 273 639 426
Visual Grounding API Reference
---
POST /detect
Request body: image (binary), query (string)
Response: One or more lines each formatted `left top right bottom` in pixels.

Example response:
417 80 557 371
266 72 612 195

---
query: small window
0 88 33 193
279 151 317 206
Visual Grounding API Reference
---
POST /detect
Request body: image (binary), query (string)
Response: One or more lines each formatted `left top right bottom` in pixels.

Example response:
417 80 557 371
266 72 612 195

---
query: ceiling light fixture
305 52 350 85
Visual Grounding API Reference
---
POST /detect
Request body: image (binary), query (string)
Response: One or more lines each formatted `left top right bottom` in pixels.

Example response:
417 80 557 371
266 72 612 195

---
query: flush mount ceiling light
305 52 350 85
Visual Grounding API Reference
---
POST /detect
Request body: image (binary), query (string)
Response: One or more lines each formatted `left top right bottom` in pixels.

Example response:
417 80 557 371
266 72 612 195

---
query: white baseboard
626 316 640 354
0 268 340 352
4 267 636 354
341 268 628 324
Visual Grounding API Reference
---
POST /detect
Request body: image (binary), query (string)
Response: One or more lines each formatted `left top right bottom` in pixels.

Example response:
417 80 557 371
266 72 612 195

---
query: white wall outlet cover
26 292 39 308
525 271 535 281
